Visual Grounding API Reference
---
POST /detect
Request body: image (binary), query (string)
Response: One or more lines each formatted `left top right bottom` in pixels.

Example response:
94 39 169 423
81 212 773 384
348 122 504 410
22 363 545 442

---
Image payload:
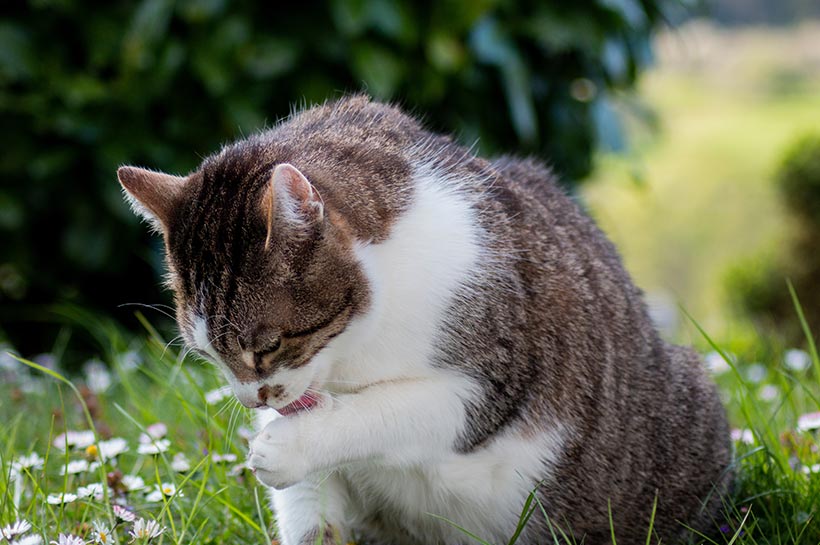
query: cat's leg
271 473 350 545
248 376 470 488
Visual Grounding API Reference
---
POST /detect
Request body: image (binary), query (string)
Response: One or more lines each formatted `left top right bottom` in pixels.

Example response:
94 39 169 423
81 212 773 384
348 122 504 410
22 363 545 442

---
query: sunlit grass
0 313 270 545
1 304 819 544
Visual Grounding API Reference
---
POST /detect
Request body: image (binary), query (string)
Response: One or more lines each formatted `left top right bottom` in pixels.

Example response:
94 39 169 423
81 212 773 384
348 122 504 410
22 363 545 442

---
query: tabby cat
119 96 732 544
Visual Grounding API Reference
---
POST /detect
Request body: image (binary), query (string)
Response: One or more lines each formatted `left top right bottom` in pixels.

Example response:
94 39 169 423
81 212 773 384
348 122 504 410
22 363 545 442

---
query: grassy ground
1 308 819 544
1 312 270 545
3 21 820 545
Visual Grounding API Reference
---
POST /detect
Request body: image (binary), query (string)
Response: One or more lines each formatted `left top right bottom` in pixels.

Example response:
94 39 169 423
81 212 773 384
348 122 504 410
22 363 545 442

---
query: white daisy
97 438 129 461
91 521 115 544
1 519 32 539
77 482 106 500
53 430 96 451
13 535 44 545
46 492 78 505
137 439 170 455
50 534 84 545
144 482 178 502
237 426 254 442
143 487 163 503
730 428 755 445
112 505 136 523
204 386 231 405
128 518 164 541
758 384 780 402
170 453 191 473
138 423 168 445
784 349 811 372
59 459 90 475
10 452 44 477
83 359 113 393
797 411 820 432
0 345 18 371
744 363 767 383
704 351 730 374
210 453 237 464
121 474 146 492
159 482 177 496
118 350 141 372
801 463 820 475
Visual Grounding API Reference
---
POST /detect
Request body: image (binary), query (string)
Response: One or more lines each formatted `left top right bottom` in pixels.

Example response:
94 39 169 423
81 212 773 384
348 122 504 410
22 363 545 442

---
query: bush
727 134 820 343
0 0 678 357
778 134 820 222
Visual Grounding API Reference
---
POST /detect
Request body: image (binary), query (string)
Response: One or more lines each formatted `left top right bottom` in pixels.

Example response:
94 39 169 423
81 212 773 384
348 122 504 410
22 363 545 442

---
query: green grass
1 306 819 544
0 313 271 545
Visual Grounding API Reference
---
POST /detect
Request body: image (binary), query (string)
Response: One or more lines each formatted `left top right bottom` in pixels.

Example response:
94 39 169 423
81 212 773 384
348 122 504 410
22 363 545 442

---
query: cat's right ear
118 166 186 231
261 163 324 248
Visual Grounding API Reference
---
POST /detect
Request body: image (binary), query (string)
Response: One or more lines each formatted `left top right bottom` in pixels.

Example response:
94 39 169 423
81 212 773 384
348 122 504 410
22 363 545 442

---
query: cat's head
118 153 369 412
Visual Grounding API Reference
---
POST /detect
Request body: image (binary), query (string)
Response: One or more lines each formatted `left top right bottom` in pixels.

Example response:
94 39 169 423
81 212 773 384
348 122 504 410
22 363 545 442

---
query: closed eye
283 290 353 339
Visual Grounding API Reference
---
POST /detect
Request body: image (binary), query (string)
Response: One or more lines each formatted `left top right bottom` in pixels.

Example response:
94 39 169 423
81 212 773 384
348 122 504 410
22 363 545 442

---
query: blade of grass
425 512 494 545
608 499 618 545
644 492 658 545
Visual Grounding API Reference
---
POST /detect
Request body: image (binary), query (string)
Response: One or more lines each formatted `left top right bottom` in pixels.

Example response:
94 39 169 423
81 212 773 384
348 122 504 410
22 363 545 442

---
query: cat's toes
251 464 302 489
247 426 309 489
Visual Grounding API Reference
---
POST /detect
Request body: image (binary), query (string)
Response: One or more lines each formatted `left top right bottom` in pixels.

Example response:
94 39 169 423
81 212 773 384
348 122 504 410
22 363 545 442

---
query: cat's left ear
118 166 186 231
261 163 324 246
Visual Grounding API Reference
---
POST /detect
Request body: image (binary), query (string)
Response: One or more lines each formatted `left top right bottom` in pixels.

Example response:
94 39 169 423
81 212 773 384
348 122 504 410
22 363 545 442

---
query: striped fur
119 96 732 544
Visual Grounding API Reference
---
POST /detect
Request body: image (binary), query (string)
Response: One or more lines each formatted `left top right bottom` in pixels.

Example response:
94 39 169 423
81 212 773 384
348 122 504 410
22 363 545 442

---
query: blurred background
1 0 819 367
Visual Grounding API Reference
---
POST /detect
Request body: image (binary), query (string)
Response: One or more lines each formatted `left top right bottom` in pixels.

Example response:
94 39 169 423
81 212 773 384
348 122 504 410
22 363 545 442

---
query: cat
118 95 733 544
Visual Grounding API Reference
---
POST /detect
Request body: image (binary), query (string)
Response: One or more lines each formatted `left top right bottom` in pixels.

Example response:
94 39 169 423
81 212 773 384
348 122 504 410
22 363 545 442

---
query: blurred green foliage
1 0 677 355
727 134 820 344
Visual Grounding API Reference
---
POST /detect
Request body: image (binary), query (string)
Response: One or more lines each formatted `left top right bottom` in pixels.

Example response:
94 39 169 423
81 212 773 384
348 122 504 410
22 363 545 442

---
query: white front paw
248 419 310 490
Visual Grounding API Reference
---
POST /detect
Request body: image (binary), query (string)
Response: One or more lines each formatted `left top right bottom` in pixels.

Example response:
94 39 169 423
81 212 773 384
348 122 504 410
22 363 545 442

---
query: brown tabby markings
258 383 285 405
161 98 426 382
120 96 732 543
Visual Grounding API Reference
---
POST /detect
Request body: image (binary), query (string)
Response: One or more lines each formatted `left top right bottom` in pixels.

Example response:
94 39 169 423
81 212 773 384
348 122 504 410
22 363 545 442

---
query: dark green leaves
0 0 675 352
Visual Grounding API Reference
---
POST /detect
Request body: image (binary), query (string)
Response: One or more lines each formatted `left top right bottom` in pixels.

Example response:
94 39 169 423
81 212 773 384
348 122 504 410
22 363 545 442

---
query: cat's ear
118 166 186 230
262 163 324 246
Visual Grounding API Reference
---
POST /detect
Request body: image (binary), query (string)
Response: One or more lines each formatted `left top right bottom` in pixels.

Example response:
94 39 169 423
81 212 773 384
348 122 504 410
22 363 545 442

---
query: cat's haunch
120 95 732 545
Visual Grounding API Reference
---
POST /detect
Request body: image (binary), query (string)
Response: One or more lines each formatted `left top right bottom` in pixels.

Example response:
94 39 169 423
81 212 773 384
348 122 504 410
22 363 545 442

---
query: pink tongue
277 392 318 416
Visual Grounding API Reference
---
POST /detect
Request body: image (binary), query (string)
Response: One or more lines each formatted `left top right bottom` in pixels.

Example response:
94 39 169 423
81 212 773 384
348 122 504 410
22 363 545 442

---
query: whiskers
118 302 177 321
161 334 185 359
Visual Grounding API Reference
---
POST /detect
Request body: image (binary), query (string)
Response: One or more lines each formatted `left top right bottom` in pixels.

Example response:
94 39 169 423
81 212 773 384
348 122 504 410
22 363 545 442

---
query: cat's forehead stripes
166 98 427 349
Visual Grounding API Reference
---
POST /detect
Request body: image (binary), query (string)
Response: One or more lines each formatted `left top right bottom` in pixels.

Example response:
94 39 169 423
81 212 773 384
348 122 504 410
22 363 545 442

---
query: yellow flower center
85 444 99 459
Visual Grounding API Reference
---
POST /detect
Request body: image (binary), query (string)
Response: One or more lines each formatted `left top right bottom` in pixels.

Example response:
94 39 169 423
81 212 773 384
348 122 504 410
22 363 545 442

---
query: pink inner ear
261 163 324 242
274 163 315 202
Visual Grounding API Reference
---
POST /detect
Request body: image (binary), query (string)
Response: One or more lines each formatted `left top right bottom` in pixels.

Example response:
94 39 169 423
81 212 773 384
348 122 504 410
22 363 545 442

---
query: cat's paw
247 418 310 489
